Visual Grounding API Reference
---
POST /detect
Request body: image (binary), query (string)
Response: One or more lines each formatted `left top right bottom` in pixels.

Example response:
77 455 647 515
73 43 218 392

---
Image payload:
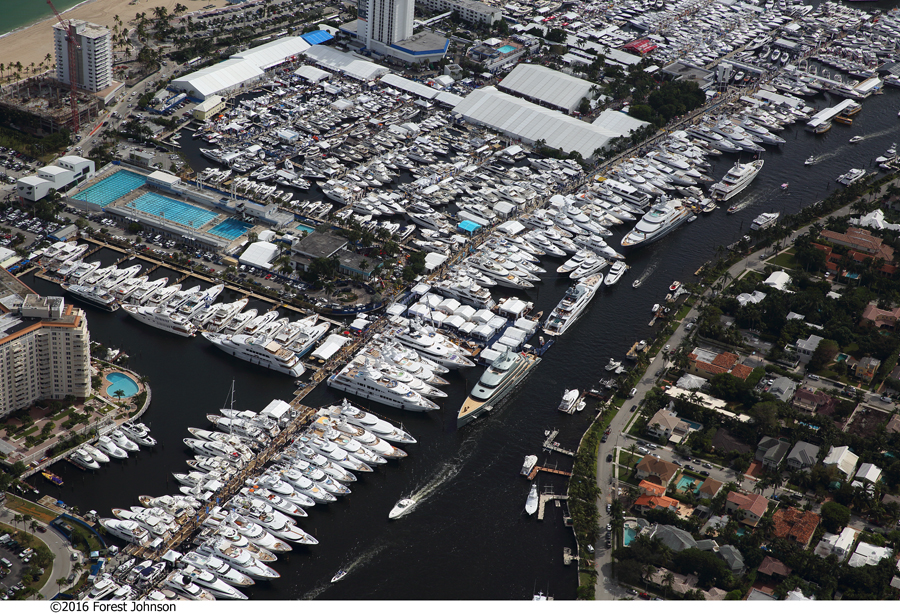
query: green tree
820 501 851 532
808 339 840 372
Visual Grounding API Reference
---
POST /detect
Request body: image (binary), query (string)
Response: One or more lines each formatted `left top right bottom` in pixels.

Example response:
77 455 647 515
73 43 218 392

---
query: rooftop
772 508 820 546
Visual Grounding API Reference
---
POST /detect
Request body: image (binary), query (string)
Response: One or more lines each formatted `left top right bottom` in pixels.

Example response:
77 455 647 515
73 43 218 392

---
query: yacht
205 298 249 332
97 435 128 459
179 553 256 588
557 389 585 414
544 274 603 337
130 277 169 305
467 257 534 289
63 283 119 311
122 304 196 336
837 168 866 185
709 160 764 202
604 261 628 286
83 444 110 464
521 455 538 476
392 321 475 369
388 498 417 520
87 574 120 600
431 275 495 309
70 448 101 470
99 519 151 545
285 316 330 357
224 309 257 334
750 212 781 230
327 398 417 444
120 422 157 447
67 260 100 283
621 197 694 248
457 350 542 427
179 565 248 600
202 332 305 377
525 484 539 515
328 362 441 411
161 571 216 600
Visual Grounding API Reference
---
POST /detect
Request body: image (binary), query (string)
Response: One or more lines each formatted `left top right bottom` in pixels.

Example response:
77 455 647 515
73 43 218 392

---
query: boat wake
808 150 838 165
407 458 466 506
302 544 390 598
858 125 900 142
634 259 658 287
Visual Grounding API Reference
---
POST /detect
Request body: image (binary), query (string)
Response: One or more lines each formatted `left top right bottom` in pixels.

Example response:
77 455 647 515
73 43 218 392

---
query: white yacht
180 565 248 600
122 304 196 336
543 274 603 337
431 275 495 309
837 168 866 185
604 261 628 286
525 484 539 515
457 350 542 427
557 389 585 414
392 321 475 369
285 316 330 356
99 518 151 545
87 574 120 600
97 435 128 459
202 332 305 377
467 257 534 289
327 398 417 444
70 448 101 470
389 498 417 519
710 160 764 202
179 552 256 588
750 212 781 230
129 277 169 304
328 362 441 411
83 443 110 464
621 197 694 249
63 283 119 311
205 298 250 332
162 571 216 600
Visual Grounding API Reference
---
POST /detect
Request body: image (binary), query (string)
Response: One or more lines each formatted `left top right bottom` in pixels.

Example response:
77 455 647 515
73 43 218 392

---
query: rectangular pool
677 476 700 492
498 44 516 53
623 527 636 546
129 193 218 228
210 218 254 240
75 170 147 207
295 223 316 235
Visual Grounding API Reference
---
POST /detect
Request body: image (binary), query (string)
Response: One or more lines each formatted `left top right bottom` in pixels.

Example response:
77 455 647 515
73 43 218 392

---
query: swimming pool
210 218 254 240
295 223 316 235
75 170 147 207
498 44 516 53
105 372 139 398
129 193 218 228
677 475 699 492
623 527 636 546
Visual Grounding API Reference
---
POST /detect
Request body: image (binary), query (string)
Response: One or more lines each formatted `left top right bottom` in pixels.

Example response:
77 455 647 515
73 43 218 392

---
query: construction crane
47 0 80 134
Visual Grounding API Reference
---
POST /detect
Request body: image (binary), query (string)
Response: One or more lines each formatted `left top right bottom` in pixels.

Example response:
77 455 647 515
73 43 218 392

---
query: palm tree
56 577 68 595
113 389 125 402
23 514 33 529
29 521 39 534
663 572 675 598
12 513 22 530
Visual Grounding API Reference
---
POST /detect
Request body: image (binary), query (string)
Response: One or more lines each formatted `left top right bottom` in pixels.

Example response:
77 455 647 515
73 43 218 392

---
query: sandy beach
0 0 230 77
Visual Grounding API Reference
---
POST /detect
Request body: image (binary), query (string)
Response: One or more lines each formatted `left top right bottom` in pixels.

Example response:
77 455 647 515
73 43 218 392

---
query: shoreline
0 0 229 78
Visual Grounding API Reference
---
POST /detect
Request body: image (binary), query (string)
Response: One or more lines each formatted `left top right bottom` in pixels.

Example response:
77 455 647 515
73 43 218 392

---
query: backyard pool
623 527 636 546
295 223 316 235
105 372 139 398
676 475 700 492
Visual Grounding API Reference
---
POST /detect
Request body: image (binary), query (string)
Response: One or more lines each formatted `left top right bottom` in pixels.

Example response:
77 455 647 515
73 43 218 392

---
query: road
0 505 76 600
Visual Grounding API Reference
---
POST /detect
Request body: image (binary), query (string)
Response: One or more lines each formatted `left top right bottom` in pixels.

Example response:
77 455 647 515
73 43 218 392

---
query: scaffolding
0 75 101 135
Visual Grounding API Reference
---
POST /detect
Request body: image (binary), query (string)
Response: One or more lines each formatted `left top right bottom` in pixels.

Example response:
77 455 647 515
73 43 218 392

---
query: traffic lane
619 435 739 485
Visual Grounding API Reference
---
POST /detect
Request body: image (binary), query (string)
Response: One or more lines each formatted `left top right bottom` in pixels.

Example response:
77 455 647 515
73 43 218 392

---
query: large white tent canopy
498 64 595 113
380 74 438 100
453 87 622 160
302 46 389 81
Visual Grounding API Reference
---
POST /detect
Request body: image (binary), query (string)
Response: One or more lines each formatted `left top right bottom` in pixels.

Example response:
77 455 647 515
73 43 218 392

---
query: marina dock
527 466 572 481
537 494 569 521
542 429 576 457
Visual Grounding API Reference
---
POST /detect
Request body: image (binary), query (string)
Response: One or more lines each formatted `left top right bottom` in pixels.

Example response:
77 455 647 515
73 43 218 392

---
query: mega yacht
285 316 330 356
178 565 248 600
709 160 764 202
63 283 119 311
327 398 417 444
431 275 495 309
392 321 475 369
621 197 694 248
750 212 781 230
122 304 196 337
129 277 169 304
179 552 256 588
99 519 151 546
467 257 534 289
457 350 542 427
327 362 441 411
604 261 628 286
202 332 305 377
206 298 250 332
543 274 603 337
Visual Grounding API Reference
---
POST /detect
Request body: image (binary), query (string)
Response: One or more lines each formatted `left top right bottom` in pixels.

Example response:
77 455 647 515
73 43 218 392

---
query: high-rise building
350 0 448 63
53 20 112 93
0 272 91 417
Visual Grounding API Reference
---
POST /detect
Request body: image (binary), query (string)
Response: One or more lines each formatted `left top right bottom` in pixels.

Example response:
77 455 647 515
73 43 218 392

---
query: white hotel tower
53 20 112 93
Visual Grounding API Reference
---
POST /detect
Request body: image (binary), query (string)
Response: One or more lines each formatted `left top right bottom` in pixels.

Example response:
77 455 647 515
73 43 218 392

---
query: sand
0 0 231 76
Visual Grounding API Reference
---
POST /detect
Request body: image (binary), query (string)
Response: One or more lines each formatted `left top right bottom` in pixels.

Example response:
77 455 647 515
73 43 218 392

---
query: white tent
454 305 476 321
514 318 538 333
473 309 494 324
444 315 466 329
380 74 439 99
498 298 529 318
499 64 596 113
303 45 389 81
311 334 350 360
295 65 331 82
437 298 461 315
459 321 478 335
239 241 279 270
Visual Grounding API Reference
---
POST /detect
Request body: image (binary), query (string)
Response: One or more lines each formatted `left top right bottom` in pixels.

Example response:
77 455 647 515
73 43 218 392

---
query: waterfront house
764 270 791 291
786 441 820 471
725 491 768 527
645 408 693 440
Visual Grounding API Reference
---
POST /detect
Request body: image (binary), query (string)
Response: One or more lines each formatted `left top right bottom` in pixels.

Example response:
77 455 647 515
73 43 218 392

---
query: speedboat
389 498 417 519
331 569 348 583
525 484 539 515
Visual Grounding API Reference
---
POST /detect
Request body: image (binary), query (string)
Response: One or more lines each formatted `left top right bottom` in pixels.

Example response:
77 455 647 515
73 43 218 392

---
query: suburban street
0 505 76 600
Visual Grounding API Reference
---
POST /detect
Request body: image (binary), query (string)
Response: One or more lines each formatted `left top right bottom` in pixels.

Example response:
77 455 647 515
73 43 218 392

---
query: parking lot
0 533 33 600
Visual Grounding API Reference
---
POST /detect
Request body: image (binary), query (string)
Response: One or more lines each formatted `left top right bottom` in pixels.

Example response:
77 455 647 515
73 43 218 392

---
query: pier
527 465 573 481
542 429 576 457
537 493 569 521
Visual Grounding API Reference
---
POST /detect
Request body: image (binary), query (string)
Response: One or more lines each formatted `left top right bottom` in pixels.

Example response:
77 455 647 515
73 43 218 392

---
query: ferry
457 351 542 427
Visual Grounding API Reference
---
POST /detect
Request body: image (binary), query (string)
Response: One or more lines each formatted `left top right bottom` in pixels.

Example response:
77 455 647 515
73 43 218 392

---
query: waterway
20 66 900 601
0 0 93 40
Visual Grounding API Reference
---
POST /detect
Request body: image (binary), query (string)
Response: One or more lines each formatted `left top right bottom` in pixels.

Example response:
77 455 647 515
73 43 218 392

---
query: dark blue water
23 74 900 600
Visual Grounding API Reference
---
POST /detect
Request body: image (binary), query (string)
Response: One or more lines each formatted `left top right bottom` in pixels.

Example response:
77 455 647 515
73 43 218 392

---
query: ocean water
0 0 91 39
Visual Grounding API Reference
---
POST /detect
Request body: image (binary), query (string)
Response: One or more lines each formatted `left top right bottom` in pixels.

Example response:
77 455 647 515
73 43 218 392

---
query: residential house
824 445 859 479
647 524 697 552
697 477 723 500
772 508 821 548
814 526 856 561
767 377 798 403
887 414 900 434
645 408 692 440
764 270 791 291
757 556 791 579
725 491 768 527
786 441 820 470
854 462 882 484
718 545 745 575
855 356 881 382
848 541 894 568
686 347 755 380
747 589 778 601
794 334 824 364
633 495 680 514
638 480 667 497
861 303 900 329
646 567 728 600
791 387 837 414
819 227 895 258
635 455 679 487
756 436 790 471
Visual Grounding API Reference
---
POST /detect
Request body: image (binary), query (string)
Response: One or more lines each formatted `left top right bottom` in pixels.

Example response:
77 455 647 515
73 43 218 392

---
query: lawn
770 249 799 269
675 303 692 321
618 451 642 468
4 494 59 524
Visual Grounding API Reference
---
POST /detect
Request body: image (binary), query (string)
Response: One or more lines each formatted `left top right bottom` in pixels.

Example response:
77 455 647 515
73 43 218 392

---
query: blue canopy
302 30 334 45
458 220 481 234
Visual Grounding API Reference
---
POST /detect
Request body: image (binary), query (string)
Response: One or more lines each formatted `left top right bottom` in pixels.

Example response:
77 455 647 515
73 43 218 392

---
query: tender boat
389 498 417 519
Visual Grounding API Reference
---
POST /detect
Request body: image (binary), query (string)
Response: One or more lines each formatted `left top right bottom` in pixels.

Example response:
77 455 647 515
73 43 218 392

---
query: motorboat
110 429 140 453
457 351 542 427
525 484 539 515
544 274 603 337
604 261 627 286
521 455 538 476
557 389 585 414
179 565 248 600
120 422 157 447
97 435 128 459
389 498 417 519
83 444 110 464
327 398 417 445
709 160 764 202
179 552 256 588
70 448 101 470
